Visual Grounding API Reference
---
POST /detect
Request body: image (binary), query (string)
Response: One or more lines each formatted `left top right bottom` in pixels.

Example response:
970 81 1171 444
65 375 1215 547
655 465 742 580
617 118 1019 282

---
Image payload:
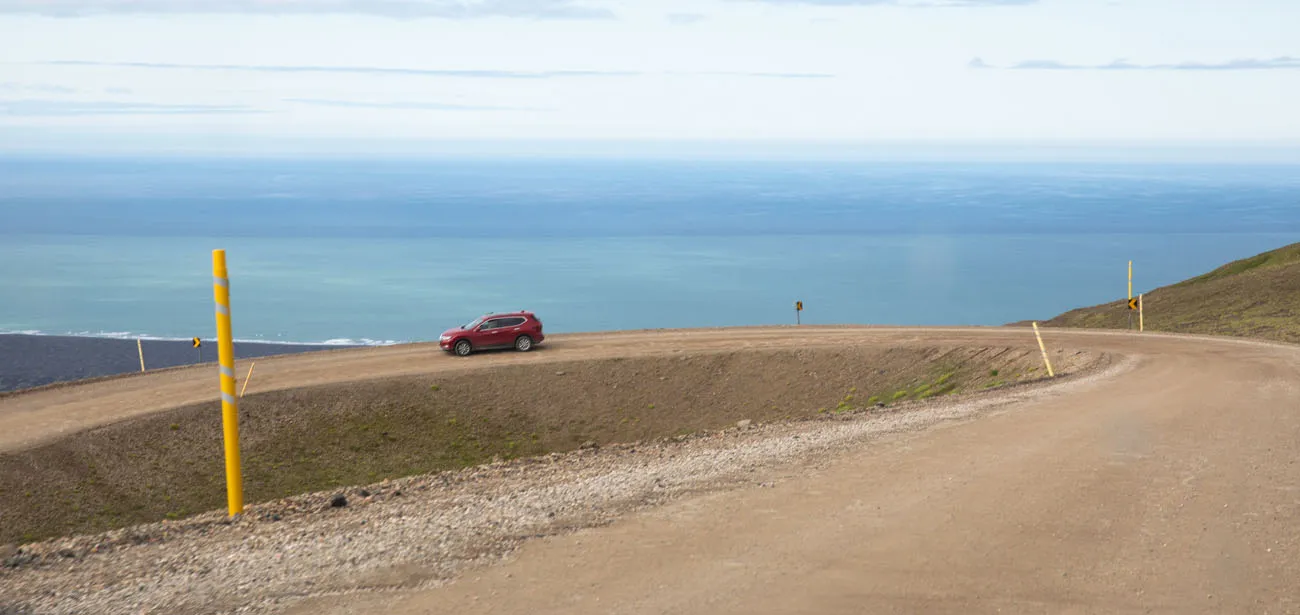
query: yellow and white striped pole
212 249 244 516
1032 321 1056 378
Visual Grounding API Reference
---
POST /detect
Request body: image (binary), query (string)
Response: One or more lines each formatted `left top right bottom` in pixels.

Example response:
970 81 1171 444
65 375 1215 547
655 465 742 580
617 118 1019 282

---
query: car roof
481 311 535 318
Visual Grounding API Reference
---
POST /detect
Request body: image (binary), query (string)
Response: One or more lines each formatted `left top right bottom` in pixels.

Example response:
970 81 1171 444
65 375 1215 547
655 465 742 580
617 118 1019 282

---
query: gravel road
3 326 1299 615
1 353 1116 615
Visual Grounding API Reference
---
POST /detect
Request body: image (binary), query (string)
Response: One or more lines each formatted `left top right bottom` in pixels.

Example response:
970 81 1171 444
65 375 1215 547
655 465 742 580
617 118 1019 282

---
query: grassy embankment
1037 242 1300 343
0 345 1100 544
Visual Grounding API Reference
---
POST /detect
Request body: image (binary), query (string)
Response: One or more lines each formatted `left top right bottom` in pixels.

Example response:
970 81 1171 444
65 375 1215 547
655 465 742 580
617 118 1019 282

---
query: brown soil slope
0 343 1102 544
1037 241 1300 342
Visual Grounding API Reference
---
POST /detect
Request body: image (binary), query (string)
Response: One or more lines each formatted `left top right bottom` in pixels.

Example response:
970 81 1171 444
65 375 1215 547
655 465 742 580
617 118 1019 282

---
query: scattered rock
580 440 599 450
3 549 36 569
555 371 566 376
736 419 753 430
330 494 348 508
359 489 371 498
875 402 886 408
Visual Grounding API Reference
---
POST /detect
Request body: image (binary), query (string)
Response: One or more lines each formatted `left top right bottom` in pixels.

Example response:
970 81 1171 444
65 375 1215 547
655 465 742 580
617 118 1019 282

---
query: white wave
319 338 407 347
1 329 408 347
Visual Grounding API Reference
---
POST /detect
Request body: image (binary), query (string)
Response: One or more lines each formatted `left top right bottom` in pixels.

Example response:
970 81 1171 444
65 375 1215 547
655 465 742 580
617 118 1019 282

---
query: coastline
0 333 361 393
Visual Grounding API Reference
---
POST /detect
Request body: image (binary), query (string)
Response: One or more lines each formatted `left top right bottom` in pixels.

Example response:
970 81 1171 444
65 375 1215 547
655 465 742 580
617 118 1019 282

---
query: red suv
439 311 545 356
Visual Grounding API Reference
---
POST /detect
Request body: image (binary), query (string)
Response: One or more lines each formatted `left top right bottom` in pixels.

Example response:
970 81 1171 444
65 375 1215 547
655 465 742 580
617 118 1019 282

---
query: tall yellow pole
1139 294 1145 332
1128 260 1133 301
212 250 244 516
137 338 145 372
1032 322 1056 378
1128 260 1135 331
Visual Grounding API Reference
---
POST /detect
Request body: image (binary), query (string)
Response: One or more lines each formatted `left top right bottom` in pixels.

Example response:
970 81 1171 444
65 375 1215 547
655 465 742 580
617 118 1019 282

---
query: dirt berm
0 343 1104 544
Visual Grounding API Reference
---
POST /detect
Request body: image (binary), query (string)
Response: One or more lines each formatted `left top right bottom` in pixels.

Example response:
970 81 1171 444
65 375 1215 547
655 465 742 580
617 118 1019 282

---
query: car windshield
463 316 486 329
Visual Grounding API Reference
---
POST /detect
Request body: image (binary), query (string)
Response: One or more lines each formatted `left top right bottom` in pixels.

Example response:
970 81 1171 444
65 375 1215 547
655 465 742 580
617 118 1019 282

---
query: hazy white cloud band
41 60 834 79
970 56 1300 70
0 0 613 18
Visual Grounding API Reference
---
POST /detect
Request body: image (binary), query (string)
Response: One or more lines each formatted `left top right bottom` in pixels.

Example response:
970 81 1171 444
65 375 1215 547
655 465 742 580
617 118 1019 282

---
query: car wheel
514 335 534 352
454 339 473 357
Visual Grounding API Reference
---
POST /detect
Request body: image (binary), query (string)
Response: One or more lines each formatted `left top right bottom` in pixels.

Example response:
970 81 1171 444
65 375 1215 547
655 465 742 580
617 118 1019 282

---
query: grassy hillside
1038 242 1300 343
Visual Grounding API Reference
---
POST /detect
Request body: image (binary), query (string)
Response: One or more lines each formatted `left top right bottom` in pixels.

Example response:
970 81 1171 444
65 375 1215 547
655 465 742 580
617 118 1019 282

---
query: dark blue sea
1 155 1297 344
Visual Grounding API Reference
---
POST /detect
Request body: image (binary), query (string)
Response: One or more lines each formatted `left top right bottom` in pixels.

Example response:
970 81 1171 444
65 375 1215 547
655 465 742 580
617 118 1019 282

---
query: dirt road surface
4 326 1299 614
1 325 1036 452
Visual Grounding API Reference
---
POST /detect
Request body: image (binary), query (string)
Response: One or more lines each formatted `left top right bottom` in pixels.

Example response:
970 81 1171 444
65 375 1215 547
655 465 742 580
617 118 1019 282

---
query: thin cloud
742 0 1036 6
0 0 614 19
285 97 540 111
43 60 835 79
667 12 706 24
0 99 264 116
685 70 835 78
974 56 1300 71
45 60 639 79
0 82 78 94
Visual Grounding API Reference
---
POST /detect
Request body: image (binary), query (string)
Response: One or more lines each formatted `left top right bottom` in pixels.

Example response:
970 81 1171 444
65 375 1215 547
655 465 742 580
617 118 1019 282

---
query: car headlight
439 335 450 341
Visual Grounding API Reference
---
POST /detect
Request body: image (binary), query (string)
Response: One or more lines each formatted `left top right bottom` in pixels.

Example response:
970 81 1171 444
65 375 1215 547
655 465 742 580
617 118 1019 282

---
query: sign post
193 336 202 363
1128 260 1134 331
137 338 145 372
212 250 244 517
795 300 803 325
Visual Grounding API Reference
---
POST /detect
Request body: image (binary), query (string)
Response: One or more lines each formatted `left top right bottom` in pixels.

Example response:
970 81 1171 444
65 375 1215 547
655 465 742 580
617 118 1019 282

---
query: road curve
3 326 1299 614
256 326 1299 615
1 325 1068 452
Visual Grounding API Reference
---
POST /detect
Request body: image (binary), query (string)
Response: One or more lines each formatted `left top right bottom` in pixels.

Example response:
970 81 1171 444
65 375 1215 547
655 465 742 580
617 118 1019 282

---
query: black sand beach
0 334 359 393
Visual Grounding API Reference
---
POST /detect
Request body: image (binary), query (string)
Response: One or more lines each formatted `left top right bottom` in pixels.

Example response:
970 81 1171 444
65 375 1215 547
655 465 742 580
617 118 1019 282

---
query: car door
475 318 508 349
499 317 529 346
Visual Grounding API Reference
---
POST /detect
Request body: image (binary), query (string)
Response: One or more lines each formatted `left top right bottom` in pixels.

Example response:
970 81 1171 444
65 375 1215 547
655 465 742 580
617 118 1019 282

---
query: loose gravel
0 355 1122 615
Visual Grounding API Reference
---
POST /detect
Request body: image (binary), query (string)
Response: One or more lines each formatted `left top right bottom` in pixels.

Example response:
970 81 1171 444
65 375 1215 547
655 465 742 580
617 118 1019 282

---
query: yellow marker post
212 250 244 516
137 338 145 372
239 361 256 398
1127 260 1134 331
1139 294 1145 332
1031 322 1056 378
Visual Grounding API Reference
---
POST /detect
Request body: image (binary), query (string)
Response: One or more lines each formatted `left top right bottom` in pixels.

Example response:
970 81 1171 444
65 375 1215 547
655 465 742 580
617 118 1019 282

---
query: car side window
479 319 501 330
502 317 526 327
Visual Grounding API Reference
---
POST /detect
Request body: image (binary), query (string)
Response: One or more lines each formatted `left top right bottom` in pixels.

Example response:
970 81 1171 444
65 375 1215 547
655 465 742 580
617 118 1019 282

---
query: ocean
1 155 1297 345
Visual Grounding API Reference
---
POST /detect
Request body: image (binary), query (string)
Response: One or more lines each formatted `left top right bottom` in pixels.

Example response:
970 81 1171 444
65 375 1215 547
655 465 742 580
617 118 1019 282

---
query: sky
1 0 1298 157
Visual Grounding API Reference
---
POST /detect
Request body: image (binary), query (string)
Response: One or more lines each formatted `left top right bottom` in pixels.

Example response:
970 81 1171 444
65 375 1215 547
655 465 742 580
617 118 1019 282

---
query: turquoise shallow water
1 157 1297 343
0 233 1294 344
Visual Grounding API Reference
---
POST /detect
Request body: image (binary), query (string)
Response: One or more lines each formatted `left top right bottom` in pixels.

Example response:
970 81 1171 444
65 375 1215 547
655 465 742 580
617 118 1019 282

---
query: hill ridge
1033 241 1300 343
